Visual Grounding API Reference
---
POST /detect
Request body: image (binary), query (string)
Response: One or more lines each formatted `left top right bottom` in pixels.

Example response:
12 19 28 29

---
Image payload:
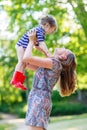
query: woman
23 31 77 130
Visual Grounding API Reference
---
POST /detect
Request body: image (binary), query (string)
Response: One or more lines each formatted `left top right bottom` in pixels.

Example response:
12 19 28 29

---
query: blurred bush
51 90 87 116
0 90 87 118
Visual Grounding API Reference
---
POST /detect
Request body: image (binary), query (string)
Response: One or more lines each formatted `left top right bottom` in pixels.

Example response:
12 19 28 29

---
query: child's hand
28 29 37 44
46 52 53 58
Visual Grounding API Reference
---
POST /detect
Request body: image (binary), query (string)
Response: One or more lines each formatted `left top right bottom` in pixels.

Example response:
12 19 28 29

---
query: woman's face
54 48 71 60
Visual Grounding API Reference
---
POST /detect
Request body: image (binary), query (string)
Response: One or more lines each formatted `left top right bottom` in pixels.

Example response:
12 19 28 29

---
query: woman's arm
26 63 39 71
23 42 52 69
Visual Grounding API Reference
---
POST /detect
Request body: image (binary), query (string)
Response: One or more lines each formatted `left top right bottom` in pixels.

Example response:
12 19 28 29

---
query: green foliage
0 90 87 118
51 90 62 102
51 102 87 116
0 124 14 130
51 90 87 116
0 0 87 114
0 101 27 118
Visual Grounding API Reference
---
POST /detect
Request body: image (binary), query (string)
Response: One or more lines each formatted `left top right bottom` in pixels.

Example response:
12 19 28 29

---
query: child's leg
15 45 26 73
10 45 27 90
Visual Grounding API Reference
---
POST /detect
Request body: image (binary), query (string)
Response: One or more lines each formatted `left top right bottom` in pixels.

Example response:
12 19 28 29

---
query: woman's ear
59 55 67 60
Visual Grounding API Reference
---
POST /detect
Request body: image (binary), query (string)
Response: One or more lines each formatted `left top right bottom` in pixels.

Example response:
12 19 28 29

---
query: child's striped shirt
17 26 45 48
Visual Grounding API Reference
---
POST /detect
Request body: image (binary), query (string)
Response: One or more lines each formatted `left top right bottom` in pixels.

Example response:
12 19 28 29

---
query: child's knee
22 57 28 64
18 61 26 67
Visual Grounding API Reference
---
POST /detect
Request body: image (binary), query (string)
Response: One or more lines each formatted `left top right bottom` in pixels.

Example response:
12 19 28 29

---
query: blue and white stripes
17 26 45 48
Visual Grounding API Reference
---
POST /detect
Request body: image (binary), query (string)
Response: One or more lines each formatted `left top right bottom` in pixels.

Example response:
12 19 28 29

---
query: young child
10 15 57 90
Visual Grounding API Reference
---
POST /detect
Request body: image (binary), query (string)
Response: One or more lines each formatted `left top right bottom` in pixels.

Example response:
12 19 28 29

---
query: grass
0 116 2 120
0 124 15 130
50 113 87 123
48 113 87 130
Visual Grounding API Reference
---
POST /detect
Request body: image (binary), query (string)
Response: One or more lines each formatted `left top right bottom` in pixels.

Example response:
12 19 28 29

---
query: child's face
44 23 56 34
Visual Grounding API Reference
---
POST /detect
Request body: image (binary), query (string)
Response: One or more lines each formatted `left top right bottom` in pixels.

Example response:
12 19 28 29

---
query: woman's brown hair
58 53 77 97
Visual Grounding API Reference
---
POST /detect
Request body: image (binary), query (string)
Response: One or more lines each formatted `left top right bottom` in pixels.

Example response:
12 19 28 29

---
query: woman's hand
28 28 37 44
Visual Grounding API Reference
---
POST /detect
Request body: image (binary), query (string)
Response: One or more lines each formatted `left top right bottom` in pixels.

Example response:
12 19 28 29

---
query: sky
0 0 16 40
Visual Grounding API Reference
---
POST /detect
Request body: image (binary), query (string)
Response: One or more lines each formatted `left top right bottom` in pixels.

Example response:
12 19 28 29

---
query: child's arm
35 42 53 57
28 29 52 57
